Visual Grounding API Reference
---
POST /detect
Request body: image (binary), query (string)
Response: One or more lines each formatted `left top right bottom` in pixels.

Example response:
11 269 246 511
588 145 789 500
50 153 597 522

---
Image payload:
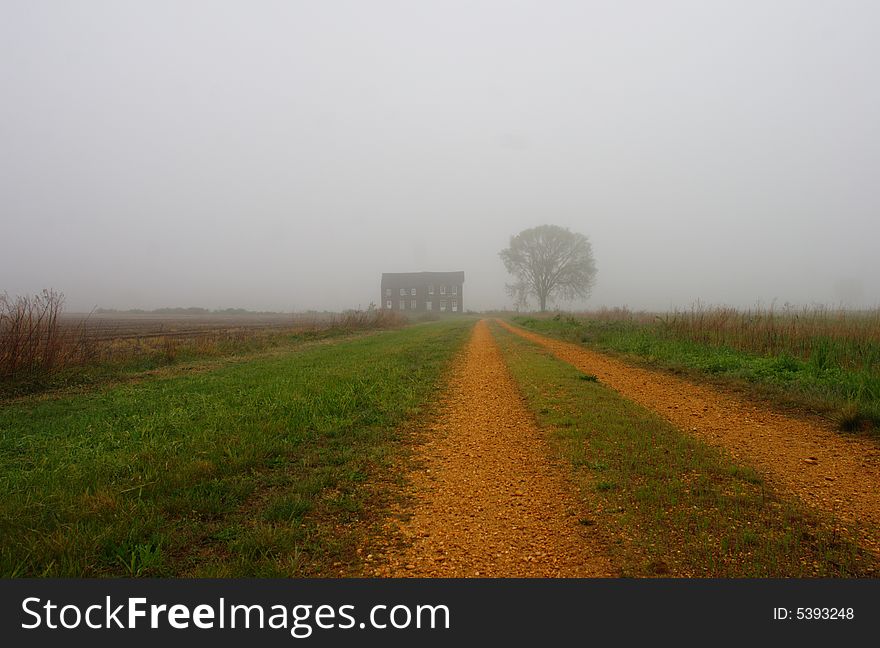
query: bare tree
499 225 597 312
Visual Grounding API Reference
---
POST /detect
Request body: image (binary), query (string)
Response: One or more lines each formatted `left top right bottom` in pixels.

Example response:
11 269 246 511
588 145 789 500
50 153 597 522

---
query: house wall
380 272 464 313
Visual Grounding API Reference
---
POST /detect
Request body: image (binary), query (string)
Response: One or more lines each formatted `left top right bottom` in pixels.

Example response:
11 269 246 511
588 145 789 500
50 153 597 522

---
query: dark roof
381 271 464 284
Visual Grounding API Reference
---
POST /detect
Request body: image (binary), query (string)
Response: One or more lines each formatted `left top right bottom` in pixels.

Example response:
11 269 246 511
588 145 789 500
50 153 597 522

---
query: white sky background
2 0 879 312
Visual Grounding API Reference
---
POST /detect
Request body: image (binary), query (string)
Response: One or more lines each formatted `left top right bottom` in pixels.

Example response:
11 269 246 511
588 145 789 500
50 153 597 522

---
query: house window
399 288 406 296
428 284 434 295
399 300 405 310
410 299 417 309
440 300 447 312
440 285 446 295
452 299 458 312
386 300 392 309
385 288 391 297
426 301 432 311
452 285 458 295
410 288 416 296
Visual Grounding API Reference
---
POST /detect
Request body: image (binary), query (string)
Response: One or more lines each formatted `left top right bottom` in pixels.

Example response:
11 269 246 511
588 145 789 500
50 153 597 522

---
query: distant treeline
94 307 290 315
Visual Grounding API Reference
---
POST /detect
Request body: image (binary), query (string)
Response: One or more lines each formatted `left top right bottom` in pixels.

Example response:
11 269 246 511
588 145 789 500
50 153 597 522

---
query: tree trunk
539 293 547 312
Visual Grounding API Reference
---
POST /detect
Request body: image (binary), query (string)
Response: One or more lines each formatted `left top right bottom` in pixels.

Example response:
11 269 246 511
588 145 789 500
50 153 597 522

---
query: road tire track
375 320 614 577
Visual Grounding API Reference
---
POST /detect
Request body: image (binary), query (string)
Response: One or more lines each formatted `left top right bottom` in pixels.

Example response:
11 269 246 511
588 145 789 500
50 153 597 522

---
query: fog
3 1 879 312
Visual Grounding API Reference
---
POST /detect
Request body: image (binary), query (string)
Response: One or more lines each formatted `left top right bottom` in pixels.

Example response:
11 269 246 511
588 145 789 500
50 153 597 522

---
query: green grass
0 319 474 577
513 315 880 433
491 322 878 577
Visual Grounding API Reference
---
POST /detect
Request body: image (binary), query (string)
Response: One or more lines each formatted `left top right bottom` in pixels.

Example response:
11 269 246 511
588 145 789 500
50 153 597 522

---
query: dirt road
499 320 880 554
376 320 613 577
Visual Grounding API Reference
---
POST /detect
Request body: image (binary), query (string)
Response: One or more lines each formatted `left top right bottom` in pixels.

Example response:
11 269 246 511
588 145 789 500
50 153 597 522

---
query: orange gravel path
499 320 880 553
377 319 613 577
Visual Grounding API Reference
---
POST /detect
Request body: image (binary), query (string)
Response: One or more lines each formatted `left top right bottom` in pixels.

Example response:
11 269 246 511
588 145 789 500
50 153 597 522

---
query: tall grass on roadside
330 308 407 330
518 304 880 371
657 304 880 373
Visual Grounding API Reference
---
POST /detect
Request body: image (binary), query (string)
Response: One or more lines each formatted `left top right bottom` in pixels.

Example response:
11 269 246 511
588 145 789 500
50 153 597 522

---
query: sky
2 0 879 312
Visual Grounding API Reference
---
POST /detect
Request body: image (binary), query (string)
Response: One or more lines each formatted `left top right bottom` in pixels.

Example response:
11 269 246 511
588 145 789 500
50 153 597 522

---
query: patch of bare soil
373 320 614 577
500 320 880 554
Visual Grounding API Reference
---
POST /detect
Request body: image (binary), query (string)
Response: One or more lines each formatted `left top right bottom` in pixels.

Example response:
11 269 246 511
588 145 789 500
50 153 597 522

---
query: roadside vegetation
512 305 880 433
0 319 473 577
0 289 406 398
491 322 878 577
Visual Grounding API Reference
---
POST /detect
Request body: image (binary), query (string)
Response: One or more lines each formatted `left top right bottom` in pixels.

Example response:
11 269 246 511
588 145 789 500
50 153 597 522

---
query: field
2 308 880 577
0 292 406 397
0 319 472 576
